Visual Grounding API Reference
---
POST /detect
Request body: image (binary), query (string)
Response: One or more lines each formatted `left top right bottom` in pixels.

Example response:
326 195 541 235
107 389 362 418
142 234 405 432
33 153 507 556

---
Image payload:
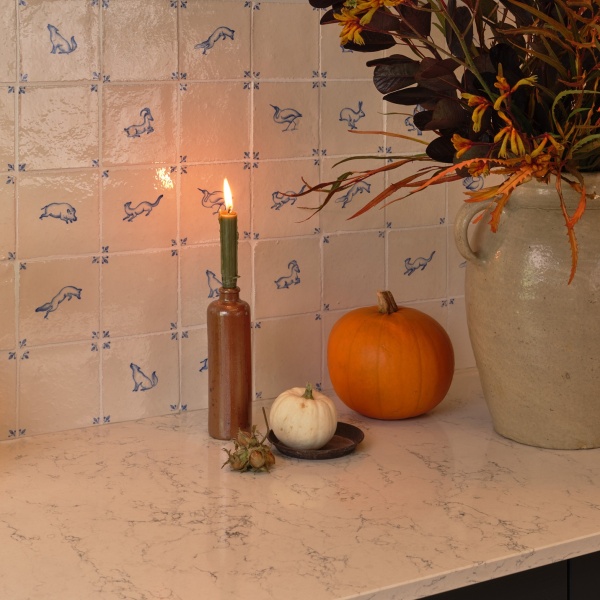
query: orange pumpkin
327 290 454 419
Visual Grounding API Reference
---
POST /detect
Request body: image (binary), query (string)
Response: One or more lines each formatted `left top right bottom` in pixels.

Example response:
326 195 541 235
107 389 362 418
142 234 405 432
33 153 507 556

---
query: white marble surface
1 369 600 600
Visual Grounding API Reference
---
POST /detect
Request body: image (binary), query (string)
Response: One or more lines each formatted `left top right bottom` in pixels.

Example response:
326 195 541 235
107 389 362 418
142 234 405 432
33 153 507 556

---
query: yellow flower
493 65 537 111
462 93 492 132
493 112 527 158
451 133 474 158
335 8 365 45
353 0 407 25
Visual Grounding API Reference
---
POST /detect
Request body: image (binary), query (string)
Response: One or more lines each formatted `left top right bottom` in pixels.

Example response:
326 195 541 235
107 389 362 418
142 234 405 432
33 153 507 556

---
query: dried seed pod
221 422 275 473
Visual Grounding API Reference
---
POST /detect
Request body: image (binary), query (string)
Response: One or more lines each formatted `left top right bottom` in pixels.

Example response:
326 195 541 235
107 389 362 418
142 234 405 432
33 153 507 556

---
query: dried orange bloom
335 8 366 45
353 0 408 25
451 133 475 158
493 66 537 111
494 111 527 158
462 93 492 132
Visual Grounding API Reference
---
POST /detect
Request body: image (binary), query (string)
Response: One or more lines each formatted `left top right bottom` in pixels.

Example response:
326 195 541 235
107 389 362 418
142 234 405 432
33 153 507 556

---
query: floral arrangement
305 0 600 280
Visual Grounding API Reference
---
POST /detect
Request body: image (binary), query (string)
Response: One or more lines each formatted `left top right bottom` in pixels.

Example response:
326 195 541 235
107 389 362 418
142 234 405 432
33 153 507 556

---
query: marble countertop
1 369 600 600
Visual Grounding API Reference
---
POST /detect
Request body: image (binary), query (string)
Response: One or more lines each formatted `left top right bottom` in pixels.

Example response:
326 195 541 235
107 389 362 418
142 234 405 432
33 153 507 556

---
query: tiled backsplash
0 0 475 440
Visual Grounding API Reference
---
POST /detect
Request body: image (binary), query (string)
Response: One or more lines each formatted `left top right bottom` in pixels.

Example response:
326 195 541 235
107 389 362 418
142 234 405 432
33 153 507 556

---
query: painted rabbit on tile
339 101 365 130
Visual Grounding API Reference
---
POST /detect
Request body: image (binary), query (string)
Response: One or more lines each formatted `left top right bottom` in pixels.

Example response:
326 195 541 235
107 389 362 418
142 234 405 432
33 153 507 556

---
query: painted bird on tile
270 105 302 131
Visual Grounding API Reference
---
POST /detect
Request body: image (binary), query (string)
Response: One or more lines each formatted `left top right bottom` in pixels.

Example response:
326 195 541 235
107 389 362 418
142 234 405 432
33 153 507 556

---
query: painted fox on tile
48 24 77 54
123 194 163 222
35 286 82 319
195 26 235 55
404 251 436 275
130 363 158 392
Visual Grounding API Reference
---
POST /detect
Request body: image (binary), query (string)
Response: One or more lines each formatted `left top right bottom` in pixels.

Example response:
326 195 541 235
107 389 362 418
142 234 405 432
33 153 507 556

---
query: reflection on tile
180 327 209 411
448 295 475 369
19 342 100 436
0 356 17 440
0 261 15 351
0 184 15 261
0 89 15 168
0 1 16 82
102 333 179 424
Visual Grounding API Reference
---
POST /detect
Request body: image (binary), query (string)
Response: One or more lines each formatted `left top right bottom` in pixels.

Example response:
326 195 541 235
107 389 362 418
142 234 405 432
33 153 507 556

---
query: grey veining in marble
1 369 599 600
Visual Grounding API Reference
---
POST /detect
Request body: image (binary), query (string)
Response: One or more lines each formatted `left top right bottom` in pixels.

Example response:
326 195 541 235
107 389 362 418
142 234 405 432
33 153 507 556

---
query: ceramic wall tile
102 84 177 167
0 262 16 351
387 226 447 303
19 85 99 171
0 183 15 261
320 26 381 80
101 250 178 338
253 3 319 79
19 257 100 347
0 2 17 83
322 230 385 311
321 80 384 157
252 159 319 238
0 89 15 170
180 327 209 412
18 341 100 436
180 82 250 163
0 356 17 441
180 241 252 328
254 82 318 160
102 167 176 253
448 238 467 298
179 0 250 81
254 237 321 319
102 0 176 82
385 103 437 154
102 333 179 424
180 163 251 246
447 295 475 369
19 0 99 83
18 171 99 259
253 313 322 401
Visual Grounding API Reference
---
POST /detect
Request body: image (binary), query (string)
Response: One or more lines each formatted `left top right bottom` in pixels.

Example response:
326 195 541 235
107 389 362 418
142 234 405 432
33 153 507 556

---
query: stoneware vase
454 175 600 449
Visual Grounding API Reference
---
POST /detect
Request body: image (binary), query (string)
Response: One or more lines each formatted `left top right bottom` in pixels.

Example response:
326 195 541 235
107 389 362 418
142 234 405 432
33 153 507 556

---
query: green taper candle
219 178 238 289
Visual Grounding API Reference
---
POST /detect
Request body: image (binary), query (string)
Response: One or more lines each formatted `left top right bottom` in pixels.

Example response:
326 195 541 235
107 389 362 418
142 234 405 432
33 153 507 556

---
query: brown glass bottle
207 287 252 440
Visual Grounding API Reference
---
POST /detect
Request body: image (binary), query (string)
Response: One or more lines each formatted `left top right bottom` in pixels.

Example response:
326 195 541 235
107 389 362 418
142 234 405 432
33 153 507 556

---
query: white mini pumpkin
269 384 338 450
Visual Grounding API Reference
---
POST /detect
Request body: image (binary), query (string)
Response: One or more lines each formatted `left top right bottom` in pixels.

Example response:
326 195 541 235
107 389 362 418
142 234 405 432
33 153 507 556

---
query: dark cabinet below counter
425 551 600 600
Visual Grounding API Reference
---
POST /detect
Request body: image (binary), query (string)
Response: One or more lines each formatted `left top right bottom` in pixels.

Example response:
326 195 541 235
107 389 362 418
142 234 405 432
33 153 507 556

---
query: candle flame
223 178 233 212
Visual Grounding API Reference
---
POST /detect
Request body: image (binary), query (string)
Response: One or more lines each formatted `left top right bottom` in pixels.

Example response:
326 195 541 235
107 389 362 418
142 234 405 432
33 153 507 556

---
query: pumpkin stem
377 290 399 315
302 383 314 400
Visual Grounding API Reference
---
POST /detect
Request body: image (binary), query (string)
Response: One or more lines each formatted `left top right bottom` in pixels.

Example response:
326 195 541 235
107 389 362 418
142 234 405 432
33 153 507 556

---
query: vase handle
454 202 489 264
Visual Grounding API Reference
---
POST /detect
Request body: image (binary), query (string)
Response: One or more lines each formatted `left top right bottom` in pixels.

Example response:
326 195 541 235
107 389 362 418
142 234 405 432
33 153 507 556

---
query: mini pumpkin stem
302 383 314 400
377 290 399 315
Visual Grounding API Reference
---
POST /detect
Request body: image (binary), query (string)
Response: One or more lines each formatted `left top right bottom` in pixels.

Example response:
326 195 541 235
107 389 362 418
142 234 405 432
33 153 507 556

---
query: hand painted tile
102 84 177 166
254 237 320 319
179 0 250 81
321 81 384 157
0 1 16 82
19 85 99 170
251 159 319 238
101 250 177 337
0 183 15 262
0 261 16 351
387 226 447 303
448 237 467 298
102 333 179 424
385 103 436 154
448 296 476 369
180 241 252 328
102 167 176 252
19 0 99 82
253 3 318 79
0 355 17 441
180 82 250 163
322 230 384 311
18 341 100 436
180 163 250 246
102 0 176 82
19 257 100 346
18 171 100 259
0 88 15 169
253 82 318 160
180 327 208 412
253 313 322 401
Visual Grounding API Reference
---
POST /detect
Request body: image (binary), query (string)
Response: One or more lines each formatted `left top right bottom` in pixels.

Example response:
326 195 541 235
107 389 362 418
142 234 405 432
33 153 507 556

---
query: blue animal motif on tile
271 105 302 131
339 101 365 130
405 104 425 136
463 174 484 191
199 358 208 372
130 363 158 392
194 26 235 55
39 202 77 224
271 184 306 210
336 181 371 208
47 24 77 54
124 108 154 138
206 270 222 298
404 251 436 275
198 188 224 215
35 285 82 319
123 194 163 222
274 260 300 289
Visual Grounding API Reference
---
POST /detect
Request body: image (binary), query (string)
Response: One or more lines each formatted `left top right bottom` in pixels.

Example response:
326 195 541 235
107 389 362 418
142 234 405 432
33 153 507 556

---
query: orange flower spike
451 133 474 158
462 93 492 132
354 0 407 26
335 8 366 45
